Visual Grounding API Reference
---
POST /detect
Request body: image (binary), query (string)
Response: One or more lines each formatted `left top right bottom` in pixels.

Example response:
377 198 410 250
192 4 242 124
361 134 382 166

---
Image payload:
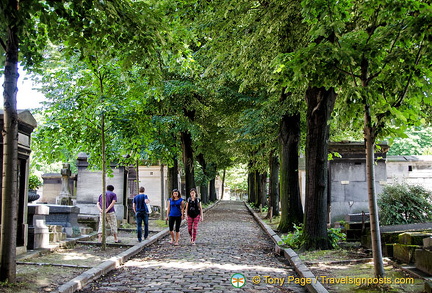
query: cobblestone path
80 201 307 293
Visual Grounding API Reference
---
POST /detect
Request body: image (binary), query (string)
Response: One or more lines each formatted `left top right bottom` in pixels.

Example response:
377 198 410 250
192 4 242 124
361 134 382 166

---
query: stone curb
54 200 220 293
55 228 170 293
244 203 329 293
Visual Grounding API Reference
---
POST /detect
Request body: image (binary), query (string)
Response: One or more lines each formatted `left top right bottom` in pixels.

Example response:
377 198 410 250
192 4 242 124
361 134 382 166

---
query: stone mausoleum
0 110 37 255
327 142 389 223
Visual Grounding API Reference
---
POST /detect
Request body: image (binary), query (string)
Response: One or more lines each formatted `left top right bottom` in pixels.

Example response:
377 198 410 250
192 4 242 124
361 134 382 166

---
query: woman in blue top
166 189 184 245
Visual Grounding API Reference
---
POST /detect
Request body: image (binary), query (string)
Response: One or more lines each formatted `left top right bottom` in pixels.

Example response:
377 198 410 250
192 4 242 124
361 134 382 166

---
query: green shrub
279 224 305 249
378 183 432 225
278 224 346 249
28 174 42 190
328 227 346 248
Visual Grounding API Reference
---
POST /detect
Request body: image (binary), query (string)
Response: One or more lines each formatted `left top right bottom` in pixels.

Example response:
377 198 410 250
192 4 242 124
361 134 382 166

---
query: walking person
133 186 151 242
97 185 120 243
185 188 203 245
166 189 184 246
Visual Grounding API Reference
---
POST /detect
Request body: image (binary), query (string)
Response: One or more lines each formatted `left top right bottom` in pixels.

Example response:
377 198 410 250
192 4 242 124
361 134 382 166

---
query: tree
299 0 432 276
0 0 20 282
35 50 157 249
267 151 280 217
303 87 337 249
338 1 431 278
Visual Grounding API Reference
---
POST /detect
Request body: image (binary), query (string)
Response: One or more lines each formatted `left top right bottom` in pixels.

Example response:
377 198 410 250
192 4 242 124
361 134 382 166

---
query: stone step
79 226 94 235
48 224 63 233
49 231 66 242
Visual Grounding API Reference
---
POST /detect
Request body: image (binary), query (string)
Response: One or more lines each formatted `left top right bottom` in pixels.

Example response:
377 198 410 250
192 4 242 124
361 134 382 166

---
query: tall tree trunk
160 164 165 220
221 169 226 200
278 112 303 232
259 172 267 207
303 86 336 250
208 162 217 202
180 131 195 196
364 105 385 278
1 10 19 282
167 158 179 192
200 183 209 204
101 108 107 251
267 151 279 218
254 170 260 207
247 169 256 204
209 178 216 202
196 153 209 203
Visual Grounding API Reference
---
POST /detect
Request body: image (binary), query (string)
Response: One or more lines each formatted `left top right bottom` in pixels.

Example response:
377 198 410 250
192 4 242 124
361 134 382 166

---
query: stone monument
57 163 73 205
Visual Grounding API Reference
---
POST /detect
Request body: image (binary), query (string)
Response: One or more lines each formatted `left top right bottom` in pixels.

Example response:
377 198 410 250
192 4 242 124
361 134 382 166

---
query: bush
378 183 432 225
28 174 42 190
279 224 304 248
278 224 346 249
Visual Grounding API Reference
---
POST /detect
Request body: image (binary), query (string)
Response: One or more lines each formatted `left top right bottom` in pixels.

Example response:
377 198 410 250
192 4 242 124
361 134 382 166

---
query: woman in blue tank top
166 189 184 245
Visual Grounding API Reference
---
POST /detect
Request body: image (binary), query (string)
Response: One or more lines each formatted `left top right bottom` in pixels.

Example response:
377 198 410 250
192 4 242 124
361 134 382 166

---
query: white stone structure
386 155 432 191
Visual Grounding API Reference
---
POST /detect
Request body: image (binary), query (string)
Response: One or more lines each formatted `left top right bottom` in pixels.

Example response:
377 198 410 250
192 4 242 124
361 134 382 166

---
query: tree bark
247 161 256 204
303 86 336 250
268 151 280 218
101 108 107 251
278 112 303 232
1 14 19 282
259 172 267 207
254 170 260 207
160 164 165 220
209 178 216 202
200 183 209 204
180 130 195 196
196 153 210 203
167 158 179 192
364 104 385 278
221 169 226 200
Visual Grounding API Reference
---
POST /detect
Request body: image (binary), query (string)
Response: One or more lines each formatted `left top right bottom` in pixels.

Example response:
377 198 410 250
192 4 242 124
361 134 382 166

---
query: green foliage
278 224 346 249
378 183 432 225
327 227 347 249
224 165 248 193
28 174 42 190
387 127 432 156
278 224 305 249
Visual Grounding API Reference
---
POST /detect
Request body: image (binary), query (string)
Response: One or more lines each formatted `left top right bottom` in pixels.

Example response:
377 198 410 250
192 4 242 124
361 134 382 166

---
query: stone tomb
0 110 37 255
328 142 388 223
44 205 81 237
27 204 50 249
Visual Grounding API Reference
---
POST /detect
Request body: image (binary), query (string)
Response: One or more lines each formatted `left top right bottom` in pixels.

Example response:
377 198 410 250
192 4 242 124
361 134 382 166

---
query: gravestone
57 163 73 205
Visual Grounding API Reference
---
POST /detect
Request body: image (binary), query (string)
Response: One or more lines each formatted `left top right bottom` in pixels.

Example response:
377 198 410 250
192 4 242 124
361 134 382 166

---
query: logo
231 273 246 288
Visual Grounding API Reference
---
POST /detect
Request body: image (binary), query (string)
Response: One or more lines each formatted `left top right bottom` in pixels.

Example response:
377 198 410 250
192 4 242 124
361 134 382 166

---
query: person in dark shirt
133 186 151 242
97 185 120 243
185 188 203 245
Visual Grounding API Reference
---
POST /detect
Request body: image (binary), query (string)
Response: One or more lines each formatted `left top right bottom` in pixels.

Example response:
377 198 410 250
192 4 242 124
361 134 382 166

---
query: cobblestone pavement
79 201 307 293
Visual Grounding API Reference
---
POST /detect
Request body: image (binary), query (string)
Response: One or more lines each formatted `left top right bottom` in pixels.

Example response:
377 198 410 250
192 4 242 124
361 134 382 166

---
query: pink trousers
187 215 200 242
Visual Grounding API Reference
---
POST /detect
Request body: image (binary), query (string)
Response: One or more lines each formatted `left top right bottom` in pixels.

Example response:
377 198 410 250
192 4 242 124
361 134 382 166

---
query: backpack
187 198 200 218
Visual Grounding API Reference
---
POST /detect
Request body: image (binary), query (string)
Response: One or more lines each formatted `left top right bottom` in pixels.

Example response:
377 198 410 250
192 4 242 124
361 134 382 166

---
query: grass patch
120 222 135 229
298 249 424 292
154 219 168 228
